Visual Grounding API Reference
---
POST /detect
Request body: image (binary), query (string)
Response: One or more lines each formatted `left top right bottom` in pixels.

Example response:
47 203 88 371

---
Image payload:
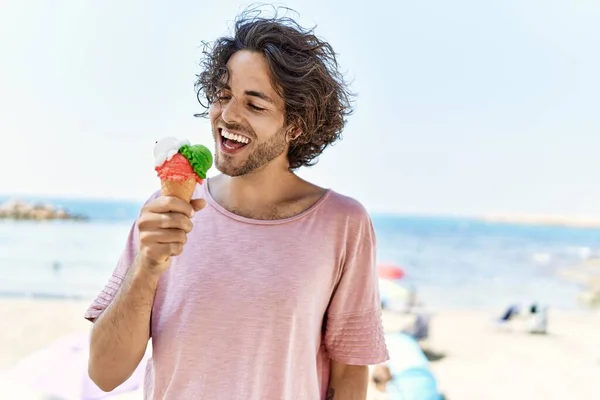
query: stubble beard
214 126 288 177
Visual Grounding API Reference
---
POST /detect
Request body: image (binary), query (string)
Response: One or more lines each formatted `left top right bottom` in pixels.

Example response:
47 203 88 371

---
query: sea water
0 198 597 310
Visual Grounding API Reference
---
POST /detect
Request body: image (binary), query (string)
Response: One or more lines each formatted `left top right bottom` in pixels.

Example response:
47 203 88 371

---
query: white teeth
221 129 250 144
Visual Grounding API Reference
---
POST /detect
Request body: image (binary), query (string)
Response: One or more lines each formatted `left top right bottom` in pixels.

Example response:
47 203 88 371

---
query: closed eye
248 103 265 112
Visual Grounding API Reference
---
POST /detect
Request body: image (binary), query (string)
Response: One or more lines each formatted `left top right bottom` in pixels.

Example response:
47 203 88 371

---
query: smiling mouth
220 128 251 152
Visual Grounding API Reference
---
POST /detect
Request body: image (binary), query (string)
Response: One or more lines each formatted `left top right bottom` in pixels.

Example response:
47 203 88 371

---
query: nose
220 97 241 124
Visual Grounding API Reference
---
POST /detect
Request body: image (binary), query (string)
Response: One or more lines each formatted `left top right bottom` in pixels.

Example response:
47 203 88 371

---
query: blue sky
0 0 598 216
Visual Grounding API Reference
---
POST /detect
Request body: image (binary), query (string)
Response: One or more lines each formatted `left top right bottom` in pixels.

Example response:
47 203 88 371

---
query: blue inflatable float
382 332 443 400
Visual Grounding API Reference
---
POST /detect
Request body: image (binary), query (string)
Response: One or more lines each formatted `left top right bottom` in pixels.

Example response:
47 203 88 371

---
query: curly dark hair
194 5 355 170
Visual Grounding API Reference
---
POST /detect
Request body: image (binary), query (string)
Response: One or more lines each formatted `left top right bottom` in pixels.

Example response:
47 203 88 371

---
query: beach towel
0 332 148 399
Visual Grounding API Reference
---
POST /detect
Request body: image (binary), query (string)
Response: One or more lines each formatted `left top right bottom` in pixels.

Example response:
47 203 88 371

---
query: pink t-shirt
85 182 389 399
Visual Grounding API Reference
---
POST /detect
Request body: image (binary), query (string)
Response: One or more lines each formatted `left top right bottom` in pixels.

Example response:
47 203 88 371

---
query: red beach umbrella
378 262 405 280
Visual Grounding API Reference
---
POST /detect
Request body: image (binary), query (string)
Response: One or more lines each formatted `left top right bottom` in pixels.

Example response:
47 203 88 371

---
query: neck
210 158 303 214
229 166 297 204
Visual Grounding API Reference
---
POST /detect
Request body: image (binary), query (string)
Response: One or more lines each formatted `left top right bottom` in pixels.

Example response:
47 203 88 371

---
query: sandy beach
398 309 600 400
0 298 598 399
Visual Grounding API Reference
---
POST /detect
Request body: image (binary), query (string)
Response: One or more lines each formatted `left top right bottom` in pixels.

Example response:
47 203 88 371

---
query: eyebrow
245 90 274 104
219 84 274 104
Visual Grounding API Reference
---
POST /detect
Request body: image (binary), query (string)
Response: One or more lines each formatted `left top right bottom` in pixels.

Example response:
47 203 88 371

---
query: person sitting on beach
84 6 388 400
527 303 548 334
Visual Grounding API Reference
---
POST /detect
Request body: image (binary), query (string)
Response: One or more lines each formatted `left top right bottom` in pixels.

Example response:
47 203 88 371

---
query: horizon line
3 193 600 228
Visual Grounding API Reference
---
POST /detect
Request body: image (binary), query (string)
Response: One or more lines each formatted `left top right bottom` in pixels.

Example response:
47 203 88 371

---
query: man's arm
323 205 389 397
88 256 158 392
88 194 199 391
327 360 369 399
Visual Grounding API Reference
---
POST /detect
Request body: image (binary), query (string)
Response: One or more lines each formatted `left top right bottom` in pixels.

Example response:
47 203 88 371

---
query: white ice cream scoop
153 137 191 167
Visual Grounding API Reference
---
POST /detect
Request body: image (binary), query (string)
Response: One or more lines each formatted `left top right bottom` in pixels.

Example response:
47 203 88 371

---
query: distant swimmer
52 261 62 273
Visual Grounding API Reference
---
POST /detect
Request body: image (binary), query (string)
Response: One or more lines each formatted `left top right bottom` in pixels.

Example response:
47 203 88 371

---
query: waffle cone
160 177 197 202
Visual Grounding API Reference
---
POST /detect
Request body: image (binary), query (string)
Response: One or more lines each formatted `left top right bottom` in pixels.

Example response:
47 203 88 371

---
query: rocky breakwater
0 199 88 221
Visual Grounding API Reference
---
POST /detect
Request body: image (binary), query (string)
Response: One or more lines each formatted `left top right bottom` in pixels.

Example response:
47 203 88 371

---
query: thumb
190 198 207 212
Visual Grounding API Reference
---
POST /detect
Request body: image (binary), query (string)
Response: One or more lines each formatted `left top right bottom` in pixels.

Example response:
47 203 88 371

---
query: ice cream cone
154 138 213 203
160 177 197 202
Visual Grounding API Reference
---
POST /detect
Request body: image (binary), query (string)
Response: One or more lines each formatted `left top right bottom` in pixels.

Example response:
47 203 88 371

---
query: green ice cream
178 144 213 180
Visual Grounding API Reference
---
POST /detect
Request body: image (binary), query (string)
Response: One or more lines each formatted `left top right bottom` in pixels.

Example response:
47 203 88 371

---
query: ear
286 125 302 143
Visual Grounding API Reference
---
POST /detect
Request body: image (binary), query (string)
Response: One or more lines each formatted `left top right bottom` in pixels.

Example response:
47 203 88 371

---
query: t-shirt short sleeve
84 190 160 323
324 207 389 365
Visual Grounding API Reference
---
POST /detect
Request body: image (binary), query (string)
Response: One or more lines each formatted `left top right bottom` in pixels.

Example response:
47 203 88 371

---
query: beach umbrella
0 332 148 399
378 262 405 280
378 278 410 300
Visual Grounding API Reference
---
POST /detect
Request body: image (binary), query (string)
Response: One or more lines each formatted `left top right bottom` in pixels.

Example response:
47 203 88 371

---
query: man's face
208 50 289 176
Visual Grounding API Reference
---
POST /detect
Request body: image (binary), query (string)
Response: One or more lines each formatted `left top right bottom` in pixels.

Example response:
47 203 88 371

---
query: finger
138 212 192 233
141 243 172 265
169 242 184 256
190 198 206 212
141 229 187 244
158 213 193 232
146 196 194 217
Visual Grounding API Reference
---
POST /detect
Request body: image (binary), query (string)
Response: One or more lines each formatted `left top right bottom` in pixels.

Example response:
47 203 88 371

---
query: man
86 7 388 399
